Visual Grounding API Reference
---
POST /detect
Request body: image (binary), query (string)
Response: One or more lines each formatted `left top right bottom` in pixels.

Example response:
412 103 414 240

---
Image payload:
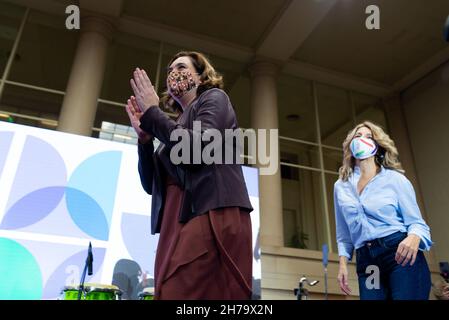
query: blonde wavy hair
339 121 404 181
160 51 224 114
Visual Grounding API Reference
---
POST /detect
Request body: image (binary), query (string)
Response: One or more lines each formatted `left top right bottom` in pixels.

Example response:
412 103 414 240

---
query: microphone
87 242 93 276
78 241 93 300
322 244 328 268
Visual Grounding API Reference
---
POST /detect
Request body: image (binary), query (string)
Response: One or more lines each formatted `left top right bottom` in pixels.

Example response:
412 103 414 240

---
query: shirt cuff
407 225 433 251
337 242 354 261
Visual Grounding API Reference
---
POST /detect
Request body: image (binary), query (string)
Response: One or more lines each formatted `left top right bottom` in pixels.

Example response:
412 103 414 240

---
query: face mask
350 137 378 160
167 70 198 98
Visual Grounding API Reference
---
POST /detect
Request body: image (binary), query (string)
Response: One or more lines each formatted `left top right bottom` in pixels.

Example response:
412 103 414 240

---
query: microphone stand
324 265 328 300
322 244 328 300
77 242 93 300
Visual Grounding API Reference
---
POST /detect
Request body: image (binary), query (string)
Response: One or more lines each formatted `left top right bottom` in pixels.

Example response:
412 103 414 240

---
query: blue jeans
356 231 431 300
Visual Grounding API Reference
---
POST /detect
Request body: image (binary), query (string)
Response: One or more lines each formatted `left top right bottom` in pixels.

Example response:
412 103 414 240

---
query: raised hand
130 68 159 113
125 95 152 144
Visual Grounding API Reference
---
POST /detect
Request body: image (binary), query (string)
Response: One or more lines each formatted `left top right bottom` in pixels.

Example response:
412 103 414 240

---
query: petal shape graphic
121 212 158 276
0 238 43 300
19 191 96 239
67 151 122 228
42 246 106 300
65 187 109 240
0 131 13 179
5 135 67 214
0 186 65 230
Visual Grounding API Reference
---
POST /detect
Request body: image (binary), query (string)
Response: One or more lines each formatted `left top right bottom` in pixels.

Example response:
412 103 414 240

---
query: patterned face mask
167 70 198 98
350 137 378 160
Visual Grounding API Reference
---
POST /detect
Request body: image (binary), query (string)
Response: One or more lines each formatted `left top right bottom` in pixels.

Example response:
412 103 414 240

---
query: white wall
402 60 449 264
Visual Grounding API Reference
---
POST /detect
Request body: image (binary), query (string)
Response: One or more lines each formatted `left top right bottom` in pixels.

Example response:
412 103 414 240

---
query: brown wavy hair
160 51 224 114
339 121 404 181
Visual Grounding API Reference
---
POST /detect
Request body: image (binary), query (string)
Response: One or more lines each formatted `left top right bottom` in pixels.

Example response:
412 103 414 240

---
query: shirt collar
353 164 385 177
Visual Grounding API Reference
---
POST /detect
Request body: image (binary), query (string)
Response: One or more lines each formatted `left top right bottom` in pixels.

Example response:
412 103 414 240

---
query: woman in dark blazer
125 51 254 300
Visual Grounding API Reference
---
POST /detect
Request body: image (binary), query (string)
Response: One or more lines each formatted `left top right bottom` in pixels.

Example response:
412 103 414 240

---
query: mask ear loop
193 72 201 87
375 144 386 167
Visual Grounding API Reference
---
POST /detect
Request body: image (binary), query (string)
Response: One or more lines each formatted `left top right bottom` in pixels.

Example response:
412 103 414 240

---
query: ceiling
293 0 449 85
122 0 290 48
3 0 448 87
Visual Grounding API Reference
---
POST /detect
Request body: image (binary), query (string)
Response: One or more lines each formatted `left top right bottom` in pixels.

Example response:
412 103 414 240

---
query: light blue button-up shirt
334 166 432 261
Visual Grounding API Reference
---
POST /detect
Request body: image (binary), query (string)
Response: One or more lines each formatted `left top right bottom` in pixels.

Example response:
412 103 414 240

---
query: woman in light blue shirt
334 121 432 300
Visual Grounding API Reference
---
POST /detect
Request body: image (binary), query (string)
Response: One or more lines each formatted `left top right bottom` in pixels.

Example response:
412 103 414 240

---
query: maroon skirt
153 175 253 300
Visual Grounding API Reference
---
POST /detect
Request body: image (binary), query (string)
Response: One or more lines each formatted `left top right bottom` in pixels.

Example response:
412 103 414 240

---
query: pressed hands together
125 68 160 144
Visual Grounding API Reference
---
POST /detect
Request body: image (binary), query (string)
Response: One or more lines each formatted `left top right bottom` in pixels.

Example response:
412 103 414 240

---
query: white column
57 16 113 136
249 60 284 247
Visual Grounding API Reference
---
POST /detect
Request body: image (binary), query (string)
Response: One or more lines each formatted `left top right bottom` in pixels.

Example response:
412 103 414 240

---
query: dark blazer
137 88 254 234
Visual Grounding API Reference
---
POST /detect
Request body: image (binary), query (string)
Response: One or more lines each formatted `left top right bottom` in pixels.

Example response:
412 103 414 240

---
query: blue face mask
350 137 378 160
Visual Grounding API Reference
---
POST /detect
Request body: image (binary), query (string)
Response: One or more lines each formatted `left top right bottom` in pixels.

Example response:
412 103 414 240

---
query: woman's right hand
337 257 352 295
125 96 152 144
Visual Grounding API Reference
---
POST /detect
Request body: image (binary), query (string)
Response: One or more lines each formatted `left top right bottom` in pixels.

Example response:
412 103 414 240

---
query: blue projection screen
0 121 261 300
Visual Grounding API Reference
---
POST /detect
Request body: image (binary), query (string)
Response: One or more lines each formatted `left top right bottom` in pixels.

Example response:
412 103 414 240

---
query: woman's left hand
130 68 159 113
395 234 421 267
